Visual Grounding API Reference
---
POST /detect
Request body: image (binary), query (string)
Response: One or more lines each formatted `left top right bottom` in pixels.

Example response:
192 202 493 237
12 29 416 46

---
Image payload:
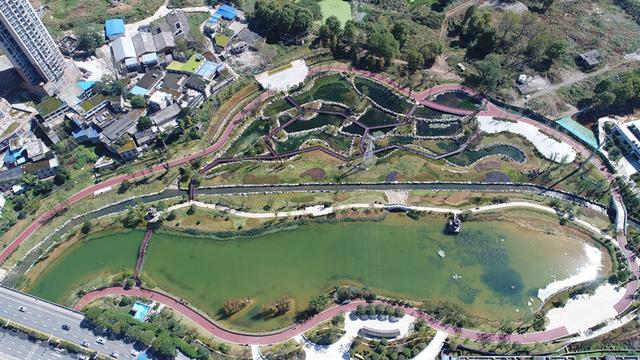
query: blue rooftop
196 61 222 80
136 352 148 360
72 126 100 144
105 19 125 38
215 4 237 20
3 148 25 165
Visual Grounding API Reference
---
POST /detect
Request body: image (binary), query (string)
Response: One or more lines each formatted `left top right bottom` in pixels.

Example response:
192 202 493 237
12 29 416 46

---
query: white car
17 306 26 312
110 351 120 358
131 350 139 356
96 337 106 344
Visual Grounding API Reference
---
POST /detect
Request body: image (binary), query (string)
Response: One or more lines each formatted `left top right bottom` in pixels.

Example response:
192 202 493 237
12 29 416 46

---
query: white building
613 120 640 160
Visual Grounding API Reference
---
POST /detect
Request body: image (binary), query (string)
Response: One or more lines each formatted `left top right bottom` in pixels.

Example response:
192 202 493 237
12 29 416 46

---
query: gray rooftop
133 32 157 57
151 103 181 126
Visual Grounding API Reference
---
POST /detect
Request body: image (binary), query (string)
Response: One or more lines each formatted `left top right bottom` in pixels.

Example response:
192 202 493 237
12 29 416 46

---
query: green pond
447 144 526 166
29 215 599 332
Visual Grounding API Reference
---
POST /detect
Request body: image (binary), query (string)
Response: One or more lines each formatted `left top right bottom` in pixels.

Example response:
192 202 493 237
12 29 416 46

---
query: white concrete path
300 312 415 360
413 330 448 360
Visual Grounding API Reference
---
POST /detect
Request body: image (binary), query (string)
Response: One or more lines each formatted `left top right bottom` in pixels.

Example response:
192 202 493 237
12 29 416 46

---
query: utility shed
577 50 601 69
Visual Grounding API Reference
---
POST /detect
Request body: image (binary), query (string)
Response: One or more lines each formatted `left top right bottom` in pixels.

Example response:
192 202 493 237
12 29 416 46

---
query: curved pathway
4 62 638 346
75 199 617 345
75 286 570 345
0 91 271 265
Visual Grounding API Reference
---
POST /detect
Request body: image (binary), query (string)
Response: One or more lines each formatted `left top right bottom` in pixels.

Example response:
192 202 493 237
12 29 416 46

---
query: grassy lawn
317 0 352 27
42 0 165 34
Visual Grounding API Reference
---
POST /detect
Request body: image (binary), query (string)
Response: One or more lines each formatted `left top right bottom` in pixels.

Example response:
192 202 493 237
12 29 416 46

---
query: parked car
110 351 119 358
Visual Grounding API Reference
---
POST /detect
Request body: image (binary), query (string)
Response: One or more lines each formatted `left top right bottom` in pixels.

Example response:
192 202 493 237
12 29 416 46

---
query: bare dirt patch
300 167 326 181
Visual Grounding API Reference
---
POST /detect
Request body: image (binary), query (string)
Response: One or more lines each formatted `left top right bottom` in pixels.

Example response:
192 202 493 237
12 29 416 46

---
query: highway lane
0 286 138 358
0 328 77 360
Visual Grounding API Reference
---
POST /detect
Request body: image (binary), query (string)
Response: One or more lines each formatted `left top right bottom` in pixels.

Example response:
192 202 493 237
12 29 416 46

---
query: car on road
78 355 89 360
110 351 119 358
17 306 26 312
96 337 106 344
62 324 70 330
81 340 89 347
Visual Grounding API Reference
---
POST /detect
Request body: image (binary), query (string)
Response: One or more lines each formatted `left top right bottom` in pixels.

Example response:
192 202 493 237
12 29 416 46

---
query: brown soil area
300 167 326 181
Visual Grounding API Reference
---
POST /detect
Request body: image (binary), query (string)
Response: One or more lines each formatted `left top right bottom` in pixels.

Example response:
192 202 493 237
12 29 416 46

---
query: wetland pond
29 213 604 332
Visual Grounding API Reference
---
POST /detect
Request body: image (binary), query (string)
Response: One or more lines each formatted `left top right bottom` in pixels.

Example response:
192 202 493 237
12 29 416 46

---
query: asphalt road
0 328 77 360
0 286 138 358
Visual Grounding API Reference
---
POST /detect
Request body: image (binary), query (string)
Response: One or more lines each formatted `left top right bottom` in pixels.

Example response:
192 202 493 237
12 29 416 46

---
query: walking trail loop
77 200 622 346
3 63 638 346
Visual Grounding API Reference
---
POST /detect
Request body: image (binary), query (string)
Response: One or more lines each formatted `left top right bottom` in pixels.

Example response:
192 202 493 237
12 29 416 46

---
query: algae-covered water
29 215 601 332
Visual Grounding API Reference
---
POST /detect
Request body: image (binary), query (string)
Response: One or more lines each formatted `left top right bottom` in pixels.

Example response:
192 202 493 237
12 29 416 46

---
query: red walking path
74 286 571 345
0 91 271 265
4 63 639 346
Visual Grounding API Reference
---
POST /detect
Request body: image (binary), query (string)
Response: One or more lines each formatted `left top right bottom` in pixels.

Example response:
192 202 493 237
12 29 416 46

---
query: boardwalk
133 224 154 280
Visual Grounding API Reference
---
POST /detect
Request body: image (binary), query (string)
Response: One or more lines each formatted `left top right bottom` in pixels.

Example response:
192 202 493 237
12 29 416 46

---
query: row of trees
84 306 211 360
456 7 567 91
252 0 314 42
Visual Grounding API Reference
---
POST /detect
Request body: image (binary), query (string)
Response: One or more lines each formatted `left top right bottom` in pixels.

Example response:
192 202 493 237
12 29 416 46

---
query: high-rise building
0 0 77 96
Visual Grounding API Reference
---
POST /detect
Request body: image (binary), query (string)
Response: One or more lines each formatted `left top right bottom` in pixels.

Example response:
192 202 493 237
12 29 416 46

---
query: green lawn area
317 0 352 27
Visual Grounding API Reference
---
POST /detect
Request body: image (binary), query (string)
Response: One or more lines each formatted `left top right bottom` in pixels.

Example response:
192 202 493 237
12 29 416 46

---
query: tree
252 0 313 42
319 16 342 48
130 96 146 109
308 293 330 314
475 54 503 91
151 332 177 359
391 21 410 48
53 167 69 186
118 180 132 194
81 220 92 234
137 116 152 131
367 31 399 64
298 0 322 20
76 29 104 53
406 49 425 73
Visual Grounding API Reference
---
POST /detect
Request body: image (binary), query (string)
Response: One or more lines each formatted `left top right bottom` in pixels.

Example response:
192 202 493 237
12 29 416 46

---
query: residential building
148 91 172 111
150 103 181 130
151 22 176 53
165 10 194 44
0 0 78 95
132 32 157 57
613 120 640 160
111 36 137 70
578 50 601 69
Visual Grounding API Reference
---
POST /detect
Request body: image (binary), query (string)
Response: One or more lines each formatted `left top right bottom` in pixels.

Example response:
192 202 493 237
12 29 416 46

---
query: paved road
0 286 137 358
0 328 77 360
